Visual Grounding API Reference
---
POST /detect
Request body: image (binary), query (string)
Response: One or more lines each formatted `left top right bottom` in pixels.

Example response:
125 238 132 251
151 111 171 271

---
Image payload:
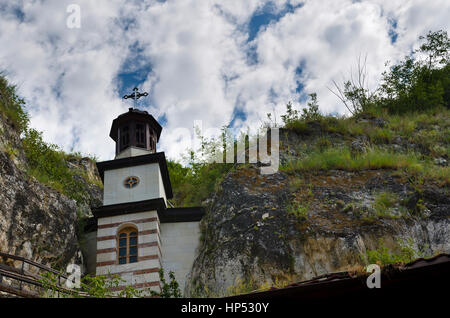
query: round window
124 176 140 189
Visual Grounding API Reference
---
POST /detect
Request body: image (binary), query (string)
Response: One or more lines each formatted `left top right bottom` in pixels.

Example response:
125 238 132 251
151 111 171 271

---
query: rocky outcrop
0 150 80 268
186 128 450 296
0 113 102 272
66 156 103 216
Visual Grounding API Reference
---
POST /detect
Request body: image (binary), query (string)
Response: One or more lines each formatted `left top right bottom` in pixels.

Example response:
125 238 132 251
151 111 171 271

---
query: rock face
186 130 450 297
66 156 103 216
0 113 102 272
0 151 80 268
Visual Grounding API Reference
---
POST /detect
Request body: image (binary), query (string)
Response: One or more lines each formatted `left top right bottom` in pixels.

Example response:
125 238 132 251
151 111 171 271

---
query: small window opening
135 123 146 148
120 126 130 151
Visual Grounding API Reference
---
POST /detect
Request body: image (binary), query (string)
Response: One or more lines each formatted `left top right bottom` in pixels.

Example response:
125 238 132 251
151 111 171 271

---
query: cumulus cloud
0 0 448 161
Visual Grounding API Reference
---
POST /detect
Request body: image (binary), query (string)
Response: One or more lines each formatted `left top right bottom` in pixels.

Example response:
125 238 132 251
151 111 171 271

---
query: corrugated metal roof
227 253 450 299
402 253 450 269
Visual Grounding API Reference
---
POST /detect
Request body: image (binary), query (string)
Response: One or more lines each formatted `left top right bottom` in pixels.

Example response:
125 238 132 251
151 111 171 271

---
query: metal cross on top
123 87 148 108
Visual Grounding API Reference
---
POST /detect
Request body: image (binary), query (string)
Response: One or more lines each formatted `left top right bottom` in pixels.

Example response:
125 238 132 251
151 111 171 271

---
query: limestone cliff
0 112 102 272
186 117 450 297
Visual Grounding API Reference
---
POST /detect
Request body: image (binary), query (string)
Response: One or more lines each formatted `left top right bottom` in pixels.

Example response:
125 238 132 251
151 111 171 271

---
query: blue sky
117 1 305 126
0 0 449 161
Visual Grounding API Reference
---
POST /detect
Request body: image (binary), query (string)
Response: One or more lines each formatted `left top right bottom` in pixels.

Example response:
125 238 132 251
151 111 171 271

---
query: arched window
117 227 138 264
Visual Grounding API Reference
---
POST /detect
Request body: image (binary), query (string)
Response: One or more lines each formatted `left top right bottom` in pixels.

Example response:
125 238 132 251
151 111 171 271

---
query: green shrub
225 277 271 296
22 128 89 203
149 268 181 298
0 75 29 133
286 200 309 220
281 94 322 133
285 120 310 134
40 268 180 298
280 101 300 126
378 30 449 114
168 159 233 207
40 272 130 298
4 142 19 160
364 238 425 266
301 93 322 121
373 192 399 218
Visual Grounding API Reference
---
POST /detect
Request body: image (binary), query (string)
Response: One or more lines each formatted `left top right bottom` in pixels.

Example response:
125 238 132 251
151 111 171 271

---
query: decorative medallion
124 176 140 189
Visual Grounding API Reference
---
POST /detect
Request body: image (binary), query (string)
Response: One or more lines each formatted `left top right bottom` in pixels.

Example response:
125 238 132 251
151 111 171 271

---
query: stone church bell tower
92 91 173 293
87 87 204 295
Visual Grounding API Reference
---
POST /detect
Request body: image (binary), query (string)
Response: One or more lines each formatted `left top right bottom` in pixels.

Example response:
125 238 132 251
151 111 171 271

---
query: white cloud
0 0 448 162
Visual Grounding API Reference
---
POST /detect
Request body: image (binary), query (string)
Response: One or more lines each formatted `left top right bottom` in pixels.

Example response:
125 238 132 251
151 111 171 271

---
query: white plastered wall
115 147 152 159
160 221 201 294
103 162 166 205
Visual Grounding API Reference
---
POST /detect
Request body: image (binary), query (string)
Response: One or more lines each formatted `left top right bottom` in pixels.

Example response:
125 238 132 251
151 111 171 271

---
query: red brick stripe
97 242 159 254
133 268 160 275
97 235 116 242
110 281 160 291
96 248 116 254
96 255 161 268
97 229 158 242
96 261 116 267
141 241 162 258
140 229 159 236
102 267 160 277
98 217 159 229
139 242 158 248
139 255 159 261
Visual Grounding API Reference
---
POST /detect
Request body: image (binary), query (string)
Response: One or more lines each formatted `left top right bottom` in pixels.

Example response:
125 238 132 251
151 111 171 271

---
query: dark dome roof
109 108 162 142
